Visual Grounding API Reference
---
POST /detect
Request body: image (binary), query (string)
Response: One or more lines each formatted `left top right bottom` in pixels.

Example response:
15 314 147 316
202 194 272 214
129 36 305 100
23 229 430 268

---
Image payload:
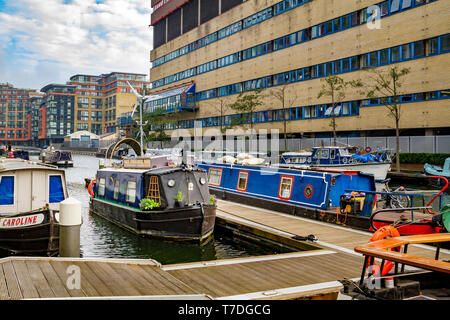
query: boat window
113 179 120 200
98 177 106 197
0 176 14 205
208 168 222 186
321 149 330 159
330 149 336 159
126 180 137 203
49 175 65 203
237 171 249 191
339 148 352 157
279 176 294 199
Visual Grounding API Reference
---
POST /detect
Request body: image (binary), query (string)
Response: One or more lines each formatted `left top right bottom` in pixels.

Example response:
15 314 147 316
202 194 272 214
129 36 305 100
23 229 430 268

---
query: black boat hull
0 209 59 256
89 198 216 242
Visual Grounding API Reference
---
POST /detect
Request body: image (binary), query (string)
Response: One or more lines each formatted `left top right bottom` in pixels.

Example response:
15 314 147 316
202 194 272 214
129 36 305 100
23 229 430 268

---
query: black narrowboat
89 158 216 242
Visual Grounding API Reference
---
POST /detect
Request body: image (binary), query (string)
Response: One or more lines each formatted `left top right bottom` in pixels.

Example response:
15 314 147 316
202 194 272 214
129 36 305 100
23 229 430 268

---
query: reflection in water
53 154 277 264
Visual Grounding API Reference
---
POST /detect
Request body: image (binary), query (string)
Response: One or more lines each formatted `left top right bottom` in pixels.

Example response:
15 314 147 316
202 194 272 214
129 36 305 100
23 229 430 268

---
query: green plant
209 194 217 206
399 153 450 165
174 190 184 202
140 198 160 210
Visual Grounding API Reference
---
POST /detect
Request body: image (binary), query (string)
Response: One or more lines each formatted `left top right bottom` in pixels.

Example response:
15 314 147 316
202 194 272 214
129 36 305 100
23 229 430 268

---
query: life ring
366 225 401 276
88 179 96 198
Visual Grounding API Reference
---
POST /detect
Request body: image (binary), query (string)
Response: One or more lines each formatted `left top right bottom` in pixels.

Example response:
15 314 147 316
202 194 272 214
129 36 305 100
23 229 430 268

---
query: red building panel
151 0 189 26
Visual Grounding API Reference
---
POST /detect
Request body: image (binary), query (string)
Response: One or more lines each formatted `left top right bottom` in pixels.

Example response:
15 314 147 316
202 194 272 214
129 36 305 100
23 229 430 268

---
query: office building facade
0 83 37 145
38 84 76 146
149 0 449 140
68 72 150 135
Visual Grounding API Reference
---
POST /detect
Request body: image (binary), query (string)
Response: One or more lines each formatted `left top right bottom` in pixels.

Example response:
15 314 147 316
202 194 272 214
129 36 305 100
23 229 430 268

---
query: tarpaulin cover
351 153 379 163
49 175 65 203
0 176 14 205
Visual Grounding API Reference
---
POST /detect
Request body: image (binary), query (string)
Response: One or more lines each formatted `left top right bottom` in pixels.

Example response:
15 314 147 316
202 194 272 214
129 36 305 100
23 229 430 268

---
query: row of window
154 89 450 131
97 177 137 204
152 0 438 89
208 168 294 200
0 175 65 205
151 0 433 70
194 34 449 102
152 0 315 67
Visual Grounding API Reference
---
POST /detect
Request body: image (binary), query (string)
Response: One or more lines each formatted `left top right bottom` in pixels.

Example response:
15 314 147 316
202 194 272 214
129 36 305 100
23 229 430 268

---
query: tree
317 75 362 146
228 88 265 134
212 96 230 134
362 66 411 172
271 85 298 152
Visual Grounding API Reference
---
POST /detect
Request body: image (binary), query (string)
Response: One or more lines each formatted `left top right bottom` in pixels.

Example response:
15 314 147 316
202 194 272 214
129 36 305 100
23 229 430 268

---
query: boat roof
98 167 149 174
0 159 64 172
282 152 312 156
312 146 352 149
98 165 203 175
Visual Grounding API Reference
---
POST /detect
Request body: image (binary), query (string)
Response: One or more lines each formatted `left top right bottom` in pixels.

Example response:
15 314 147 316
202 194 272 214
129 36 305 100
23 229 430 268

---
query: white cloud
0 0 153 89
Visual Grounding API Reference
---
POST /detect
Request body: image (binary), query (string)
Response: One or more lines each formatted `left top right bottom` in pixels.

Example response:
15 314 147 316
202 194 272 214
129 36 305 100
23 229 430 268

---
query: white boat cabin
0 159 68 215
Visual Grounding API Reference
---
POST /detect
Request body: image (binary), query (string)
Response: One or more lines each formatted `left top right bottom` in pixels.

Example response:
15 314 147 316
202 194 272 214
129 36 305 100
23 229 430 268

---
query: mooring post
59 198 82 257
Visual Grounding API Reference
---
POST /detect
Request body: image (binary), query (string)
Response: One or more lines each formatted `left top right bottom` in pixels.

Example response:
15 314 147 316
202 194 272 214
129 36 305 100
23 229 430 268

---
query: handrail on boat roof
344 189 440 197
355 233 450 274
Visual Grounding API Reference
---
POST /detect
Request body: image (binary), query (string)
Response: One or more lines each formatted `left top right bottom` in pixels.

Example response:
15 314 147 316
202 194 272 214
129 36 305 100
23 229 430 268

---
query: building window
414 40 426 57
390 0 401 13
391 46 401 62
402 44 412 60
126 180 136 203
380 49 389 65
441 34 450 52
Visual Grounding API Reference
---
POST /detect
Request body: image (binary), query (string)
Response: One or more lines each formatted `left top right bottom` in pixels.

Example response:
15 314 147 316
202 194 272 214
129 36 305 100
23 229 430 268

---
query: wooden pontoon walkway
0 200 448 300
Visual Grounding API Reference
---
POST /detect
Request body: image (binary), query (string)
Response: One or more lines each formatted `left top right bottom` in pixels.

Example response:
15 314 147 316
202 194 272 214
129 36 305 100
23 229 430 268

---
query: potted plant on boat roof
174 190 185 207
209 194 217 206
140 198 161 211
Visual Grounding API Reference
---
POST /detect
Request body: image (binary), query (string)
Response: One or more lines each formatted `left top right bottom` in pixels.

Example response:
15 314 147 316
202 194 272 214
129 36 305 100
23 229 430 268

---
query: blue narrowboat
89 158 216 242
196 160 379 230
281 146 391 181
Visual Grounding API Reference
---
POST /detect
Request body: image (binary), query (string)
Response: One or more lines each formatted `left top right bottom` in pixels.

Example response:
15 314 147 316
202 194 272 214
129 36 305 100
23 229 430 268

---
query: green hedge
399 153 450 165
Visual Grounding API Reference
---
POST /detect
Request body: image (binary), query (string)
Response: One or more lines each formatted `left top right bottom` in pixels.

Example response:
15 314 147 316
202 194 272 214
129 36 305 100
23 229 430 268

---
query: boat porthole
304 185 314 199
168 179 175 187
200 177 206 185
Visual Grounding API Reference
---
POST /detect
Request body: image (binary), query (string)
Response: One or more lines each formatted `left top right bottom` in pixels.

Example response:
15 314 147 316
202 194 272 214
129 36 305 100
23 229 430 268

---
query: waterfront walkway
0 200 448 300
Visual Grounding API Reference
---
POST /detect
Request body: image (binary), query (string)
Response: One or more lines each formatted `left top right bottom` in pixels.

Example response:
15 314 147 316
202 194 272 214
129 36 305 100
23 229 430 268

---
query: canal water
53 154 278 264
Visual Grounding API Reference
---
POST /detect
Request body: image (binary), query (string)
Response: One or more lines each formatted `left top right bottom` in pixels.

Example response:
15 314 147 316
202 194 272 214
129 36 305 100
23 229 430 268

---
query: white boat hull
313 162 391 180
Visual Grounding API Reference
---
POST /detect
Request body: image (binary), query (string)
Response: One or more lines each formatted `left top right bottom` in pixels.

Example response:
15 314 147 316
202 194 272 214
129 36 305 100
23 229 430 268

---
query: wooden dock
0 199 448 300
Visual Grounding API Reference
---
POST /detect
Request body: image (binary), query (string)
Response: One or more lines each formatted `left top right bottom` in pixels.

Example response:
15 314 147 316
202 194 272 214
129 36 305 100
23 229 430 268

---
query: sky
0 0 152 90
